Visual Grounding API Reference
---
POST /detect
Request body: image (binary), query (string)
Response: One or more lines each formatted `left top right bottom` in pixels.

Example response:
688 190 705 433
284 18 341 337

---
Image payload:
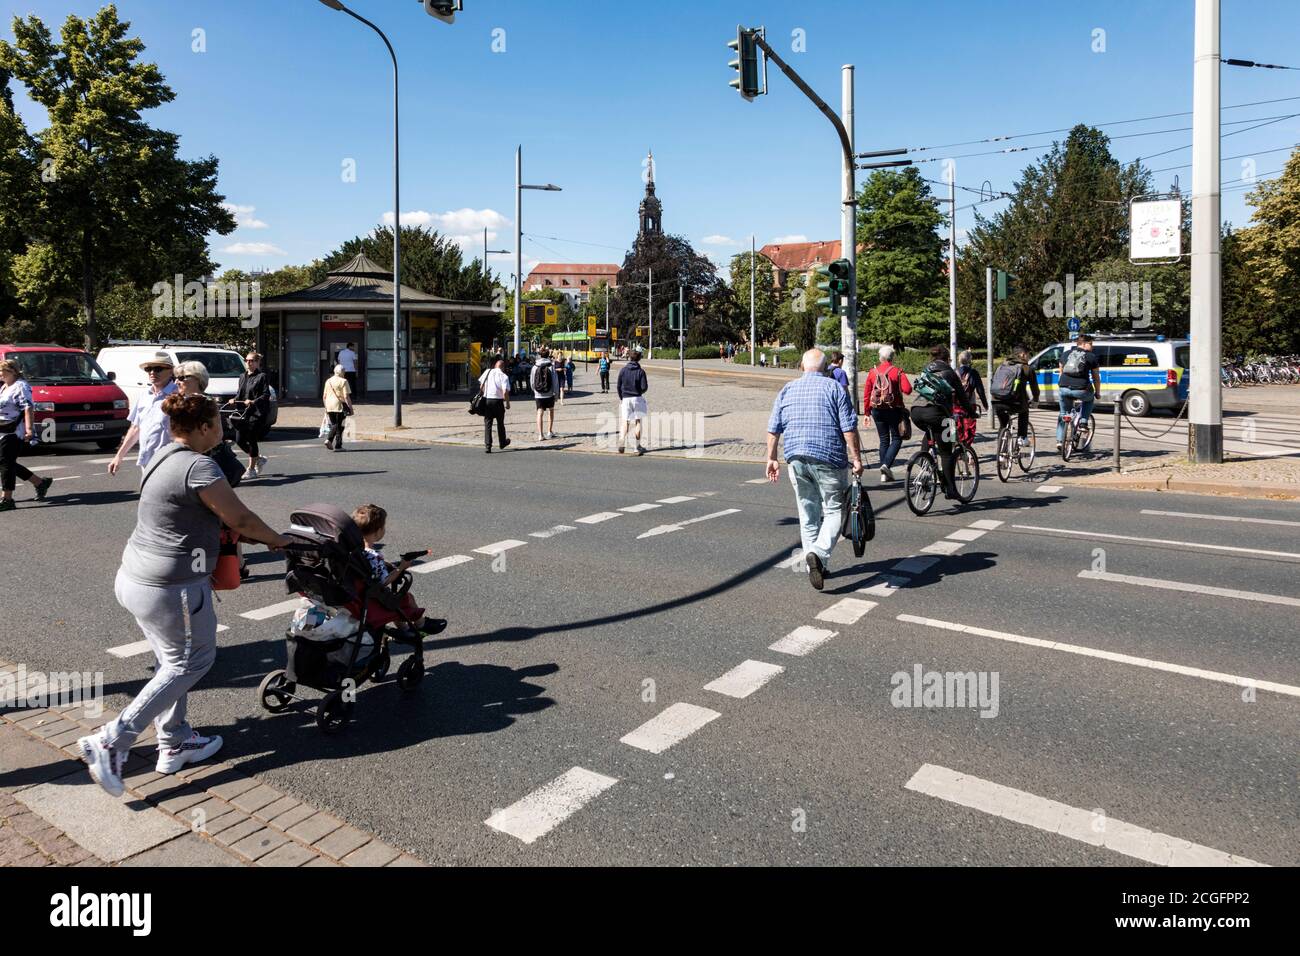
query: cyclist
909 345 976 499
990 344 1039 446
1056 333 1101 453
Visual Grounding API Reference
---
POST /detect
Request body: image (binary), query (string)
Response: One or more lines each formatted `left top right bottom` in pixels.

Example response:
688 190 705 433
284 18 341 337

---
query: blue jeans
871 407 904 468
788 457 848 567
1057 387 1094 443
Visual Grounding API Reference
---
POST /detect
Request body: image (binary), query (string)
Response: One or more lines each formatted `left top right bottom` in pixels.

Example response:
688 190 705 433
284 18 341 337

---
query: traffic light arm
748 32 854 178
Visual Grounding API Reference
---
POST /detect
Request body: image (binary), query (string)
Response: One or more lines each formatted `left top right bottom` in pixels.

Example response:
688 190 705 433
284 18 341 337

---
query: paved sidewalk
0 658 426 868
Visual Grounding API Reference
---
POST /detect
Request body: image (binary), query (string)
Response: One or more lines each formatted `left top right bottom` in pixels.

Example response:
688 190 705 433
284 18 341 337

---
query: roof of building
259 253 487 307
758 240 842 273
526 263 621 276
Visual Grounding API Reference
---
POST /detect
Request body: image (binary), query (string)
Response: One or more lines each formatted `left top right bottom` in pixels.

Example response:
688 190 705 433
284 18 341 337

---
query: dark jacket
957 364 988 408
914 360 976 416
616 361 648 399
236 370 271 423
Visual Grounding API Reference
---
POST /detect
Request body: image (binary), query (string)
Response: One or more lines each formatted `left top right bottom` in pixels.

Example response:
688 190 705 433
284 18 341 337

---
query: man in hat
108 351 179 475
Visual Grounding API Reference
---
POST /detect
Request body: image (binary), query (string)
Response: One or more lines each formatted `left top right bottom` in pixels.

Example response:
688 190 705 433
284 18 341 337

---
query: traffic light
668 302 692 332
816 258 853 317
727 26 765 101
996 270 1016 301
422 0 462 24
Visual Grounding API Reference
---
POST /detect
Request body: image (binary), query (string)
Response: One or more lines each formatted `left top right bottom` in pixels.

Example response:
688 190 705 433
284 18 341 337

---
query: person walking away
232 351 271 478
989 345 1039 447
598 352 611 393
78 393 292 796
0 359 52 511
479 358 512 453
720 344 726 363
322 364 352 451
564 354 575 394
765 349 863 591
863 345 912 483
829 351 851 396
616 349 650 455
337 341 359 397
955 349 987 448
909 345 976 500
108 351 178 477
1056 333 1101 453
532 348 560 440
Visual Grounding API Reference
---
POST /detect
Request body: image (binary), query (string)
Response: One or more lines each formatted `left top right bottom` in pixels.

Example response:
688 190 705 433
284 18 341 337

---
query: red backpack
869 365 901 408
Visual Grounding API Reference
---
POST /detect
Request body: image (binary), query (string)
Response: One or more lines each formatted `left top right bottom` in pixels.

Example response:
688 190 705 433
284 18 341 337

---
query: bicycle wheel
996 426 1013 483
1061 419 1075 462
952 443 980 503
905 450 938 516
1077 416 1095 451
1017 420 1036 473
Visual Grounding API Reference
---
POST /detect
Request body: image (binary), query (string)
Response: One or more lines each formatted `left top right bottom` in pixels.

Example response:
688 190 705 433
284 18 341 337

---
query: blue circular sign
1067 317 1081 333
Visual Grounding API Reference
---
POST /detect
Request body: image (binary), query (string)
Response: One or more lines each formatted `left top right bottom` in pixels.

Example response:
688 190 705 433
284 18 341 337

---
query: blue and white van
1028 335 1189 417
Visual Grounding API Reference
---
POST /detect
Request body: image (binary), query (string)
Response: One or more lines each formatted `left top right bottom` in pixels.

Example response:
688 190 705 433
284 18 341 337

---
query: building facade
757 240 842 291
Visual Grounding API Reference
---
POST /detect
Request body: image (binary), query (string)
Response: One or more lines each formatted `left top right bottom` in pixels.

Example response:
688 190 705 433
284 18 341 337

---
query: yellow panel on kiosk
544 304 558 325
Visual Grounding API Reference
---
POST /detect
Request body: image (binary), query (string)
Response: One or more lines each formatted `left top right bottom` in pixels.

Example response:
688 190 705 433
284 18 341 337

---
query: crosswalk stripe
1036 485 1063 494
473 539 526 556
1012 525 1300 561
619 703 721 754
619 503 660 512
769 625 838 657
1079 569 1300 608
239 599 303 621
484 767 619 845
921 540 964 555
27 465 67 472
410 554 473 574
896 613 1300 698
575 511 622 524
529 525 576 539
969 519 1004 530
905 763 1267 867
745 477 770 484
106 640 151 659
815 597 877 625
637 508 740 539
892 556 940 576
946 528 987 542
703 660 785 699
656 496 695 504
858 573 908 597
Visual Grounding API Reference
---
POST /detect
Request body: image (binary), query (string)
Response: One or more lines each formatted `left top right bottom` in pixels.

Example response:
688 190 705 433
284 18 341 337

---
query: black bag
468 386 485 416
839 477 876 557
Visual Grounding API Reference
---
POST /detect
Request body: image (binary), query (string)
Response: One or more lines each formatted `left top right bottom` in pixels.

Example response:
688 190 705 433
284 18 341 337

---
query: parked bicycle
995 419 1036 482
905 424 979 515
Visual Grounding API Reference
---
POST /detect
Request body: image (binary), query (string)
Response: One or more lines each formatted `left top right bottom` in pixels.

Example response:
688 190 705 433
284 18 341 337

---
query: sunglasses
144 366 171 374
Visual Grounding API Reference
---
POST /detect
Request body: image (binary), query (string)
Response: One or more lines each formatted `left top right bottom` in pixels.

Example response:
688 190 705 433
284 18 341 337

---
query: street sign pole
679 283 685 387
986 266 994 430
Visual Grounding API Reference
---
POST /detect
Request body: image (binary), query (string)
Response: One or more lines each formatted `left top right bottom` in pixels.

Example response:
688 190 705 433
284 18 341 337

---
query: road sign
587 315 598 337
1067 317 1081 334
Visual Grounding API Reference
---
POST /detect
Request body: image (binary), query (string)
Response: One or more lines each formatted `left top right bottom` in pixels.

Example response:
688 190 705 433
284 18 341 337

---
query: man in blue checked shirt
765 349 864 591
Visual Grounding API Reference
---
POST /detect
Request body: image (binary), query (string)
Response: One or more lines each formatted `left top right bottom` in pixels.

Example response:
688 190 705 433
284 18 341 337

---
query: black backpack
531 363 553 396
990 361 1021 401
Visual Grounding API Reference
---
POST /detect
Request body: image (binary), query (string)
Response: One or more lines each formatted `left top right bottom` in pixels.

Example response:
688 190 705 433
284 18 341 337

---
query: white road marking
704 660 785 699
239 599 303 621
411 554 474 574
51 475 86 482
637 508 741 539
217 625 229 633
484 767 619 845
905 764 1267 867
656 496 696 504
1140 508 1300 529
815 597 878 625
858 574 908 597
745 477 771 484
529 525 576 539
575 511 622 524
896 613 1300 698
619 503 660 513
769 625 838 657
1012 525 1300 561
473 539 527 556
921 540 964 555
280 443 325 449
89 457 118 464
107 640 151 659
946 528 987 542
26 465 67 472
1036 485 1063 494
619 703 722 754
892 556 940 576
1079 569 1300 608
969 519 1004 530
777 553 807 570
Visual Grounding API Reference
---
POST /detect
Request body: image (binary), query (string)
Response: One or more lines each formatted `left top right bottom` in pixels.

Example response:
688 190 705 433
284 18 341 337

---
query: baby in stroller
349 503 446 641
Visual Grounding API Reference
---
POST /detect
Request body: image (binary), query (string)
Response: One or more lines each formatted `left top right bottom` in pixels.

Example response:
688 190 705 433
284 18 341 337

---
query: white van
95 343 276 427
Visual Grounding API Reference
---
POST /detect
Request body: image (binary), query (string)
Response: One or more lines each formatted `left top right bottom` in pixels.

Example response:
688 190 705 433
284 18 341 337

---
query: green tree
1078 256 1189 339
855 166 947 347
777 271 818 351
726 250 777 346
0 5 236 349
612 233 726 346
1232 147 1300 354
0 64 38 337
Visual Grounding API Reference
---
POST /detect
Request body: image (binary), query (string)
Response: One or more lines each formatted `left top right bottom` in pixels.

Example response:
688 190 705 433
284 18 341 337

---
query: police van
1028 335 1189 417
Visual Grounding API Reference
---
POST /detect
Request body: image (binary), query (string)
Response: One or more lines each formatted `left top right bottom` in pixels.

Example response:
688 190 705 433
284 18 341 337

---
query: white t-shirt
478 367 510 400
0 380 33 439
337 348 358 373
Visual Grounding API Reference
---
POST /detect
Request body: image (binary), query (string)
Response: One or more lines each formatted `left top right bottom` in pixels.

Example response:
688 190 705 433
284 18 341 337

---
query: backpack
1062 348 1086 376
531 363 553 396
990 361 1021 401
914 364 955 410
869 365 901 408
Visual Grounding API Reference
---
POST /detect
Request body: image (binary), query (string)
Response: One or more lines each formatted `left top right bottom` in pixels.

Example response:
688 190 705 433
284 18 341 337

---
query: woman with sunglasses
0 359 54 512
230 352 271 479
108 352 178 476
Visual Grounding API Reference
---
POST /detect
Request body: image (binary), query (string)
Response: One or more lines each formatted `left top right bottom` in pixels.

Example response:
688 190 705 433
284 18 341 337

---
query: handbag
898 412 912 441
468 384 486 416
212 528 242 591
839 477 876 557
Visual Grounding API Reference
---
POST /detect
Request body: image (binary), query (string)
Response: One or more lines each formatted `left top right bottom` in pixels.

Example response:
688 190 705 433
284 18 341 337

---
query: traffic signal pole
986 266 994 430
679 283 686 387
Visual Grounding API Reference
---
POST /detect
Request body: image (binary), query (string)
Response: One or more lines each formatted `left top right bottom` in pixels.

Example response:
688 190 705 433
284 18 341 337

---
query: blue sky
6 0 1299 283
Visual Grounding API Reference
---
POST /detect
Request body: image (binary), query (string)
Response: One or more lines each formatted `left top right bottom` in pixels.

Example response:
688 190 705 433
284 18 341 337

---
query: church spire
638 148 662 239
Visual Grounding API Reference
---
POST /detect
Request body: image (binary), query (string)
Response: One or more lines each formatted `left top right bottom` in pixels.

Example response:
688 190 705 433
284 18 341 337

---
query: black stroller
257 503 426 734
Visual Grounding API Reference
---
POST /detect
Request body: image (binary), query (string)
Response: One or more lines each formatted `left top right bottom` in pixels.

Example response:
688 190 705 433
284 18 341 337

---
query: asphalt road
2 428 1296 866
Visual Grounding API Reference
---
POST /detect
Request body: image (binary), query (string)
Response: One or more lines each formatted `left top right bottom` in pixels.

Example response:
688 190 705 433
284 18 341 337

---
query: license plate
70 423 104 432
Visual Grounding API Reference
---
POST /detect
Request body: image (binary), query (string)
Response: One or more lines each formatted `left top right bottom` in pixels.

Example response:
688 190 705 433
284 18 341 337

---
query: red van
0 344 130 450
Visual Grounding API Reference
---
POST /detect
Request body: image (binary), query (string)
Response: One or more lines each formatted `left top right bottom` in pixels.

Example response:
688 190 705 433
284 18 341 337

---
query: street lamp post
513 146 561 358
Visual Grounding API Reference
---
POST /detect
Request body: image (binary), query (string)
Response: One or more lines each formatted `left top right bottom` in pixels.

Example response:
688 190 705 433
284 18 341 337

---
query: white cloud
382 207 510 233
221 202 269 229
222 241 286 256
768 234 808 244
701 235 735 246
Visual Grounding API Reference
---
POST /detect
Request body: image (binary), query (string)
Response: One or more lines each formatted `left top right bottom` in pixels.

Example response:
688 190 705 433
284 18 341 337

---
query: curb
1060 474 1300 499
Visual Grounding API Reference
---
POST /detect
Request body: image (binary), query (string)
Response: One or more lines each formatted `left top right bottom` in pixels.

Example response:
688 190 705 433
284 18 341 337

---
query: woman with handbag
322 364 352 451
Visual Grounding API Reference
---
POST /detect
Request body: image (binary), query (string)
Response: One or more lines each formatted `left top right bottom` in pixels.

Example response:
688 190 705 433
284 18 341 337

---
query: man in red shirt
862 345 912 482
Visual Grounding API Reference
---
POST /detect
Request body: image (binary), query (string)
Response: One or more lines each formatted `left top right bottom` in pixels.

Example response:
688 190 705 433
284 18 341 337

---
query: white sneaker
256 456 269 472
880 466 894 483
546 431 558 440
243 466 258 479
156 732 223 774
1017 437 1030 448
78 733 125 797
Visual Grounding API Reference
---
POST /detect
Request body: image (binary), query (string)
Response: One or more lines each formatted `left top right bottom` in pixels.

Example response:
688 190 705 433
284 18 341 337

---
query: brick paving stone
228 829 288 862
266 803 316 831
211 818 265 847
45 727 89 748
133 775 192 799
303 856 340 867
230 784 283 814
14 711 53 729
30 719 80 740
206 774 260 801
257 841 318 867
385 854 428 867
254 795 300 823
341 841 401 867
314 825 370 860
154 786 211 815
286 812 344 846
204 810 253 837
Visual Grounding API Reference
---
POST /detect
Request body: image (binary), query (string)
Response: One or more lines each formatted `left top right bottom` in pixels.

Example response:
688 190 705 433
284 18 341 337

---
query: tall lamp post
513 146 562 357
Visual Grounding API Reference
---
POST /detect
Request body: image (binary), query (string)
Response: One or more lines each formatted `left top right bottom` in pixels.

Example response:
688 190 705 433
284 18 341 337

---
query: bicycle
1058 397 1094 462
905 423 980 515
995 419 1036 482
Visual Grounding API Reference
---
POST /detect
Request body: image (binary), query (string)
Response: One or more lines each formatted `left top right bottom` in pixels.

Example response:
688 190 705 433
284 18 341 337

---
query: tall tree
726 250 778 346
0 5 236 349
611 233 725 344
1232 147 1300 354
0 64 38 339
855 166 947 347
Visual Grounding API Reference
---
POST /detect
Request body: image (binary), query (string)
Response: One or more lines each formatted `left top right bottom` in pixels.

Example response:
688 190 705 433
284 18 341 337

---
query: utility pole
514 146 522 359
948 162 957 360
679 283 686 387
750 234 756 366
841 64 858 411
648 266 653 358
1190 0 1223 462
985 266 995 430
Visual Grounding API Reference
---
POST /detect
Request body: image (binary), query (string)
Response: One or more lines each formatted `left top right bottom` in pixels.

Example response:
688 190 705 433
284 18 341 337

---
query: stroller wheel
396 657 424 691
258 670 295 713
372 648 391 681
316 689 353 734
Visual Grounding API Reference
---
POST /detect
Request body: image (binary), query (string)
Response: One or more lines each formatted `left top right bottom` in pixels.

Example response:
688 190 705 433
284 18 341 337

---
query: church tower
638 149 663 239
